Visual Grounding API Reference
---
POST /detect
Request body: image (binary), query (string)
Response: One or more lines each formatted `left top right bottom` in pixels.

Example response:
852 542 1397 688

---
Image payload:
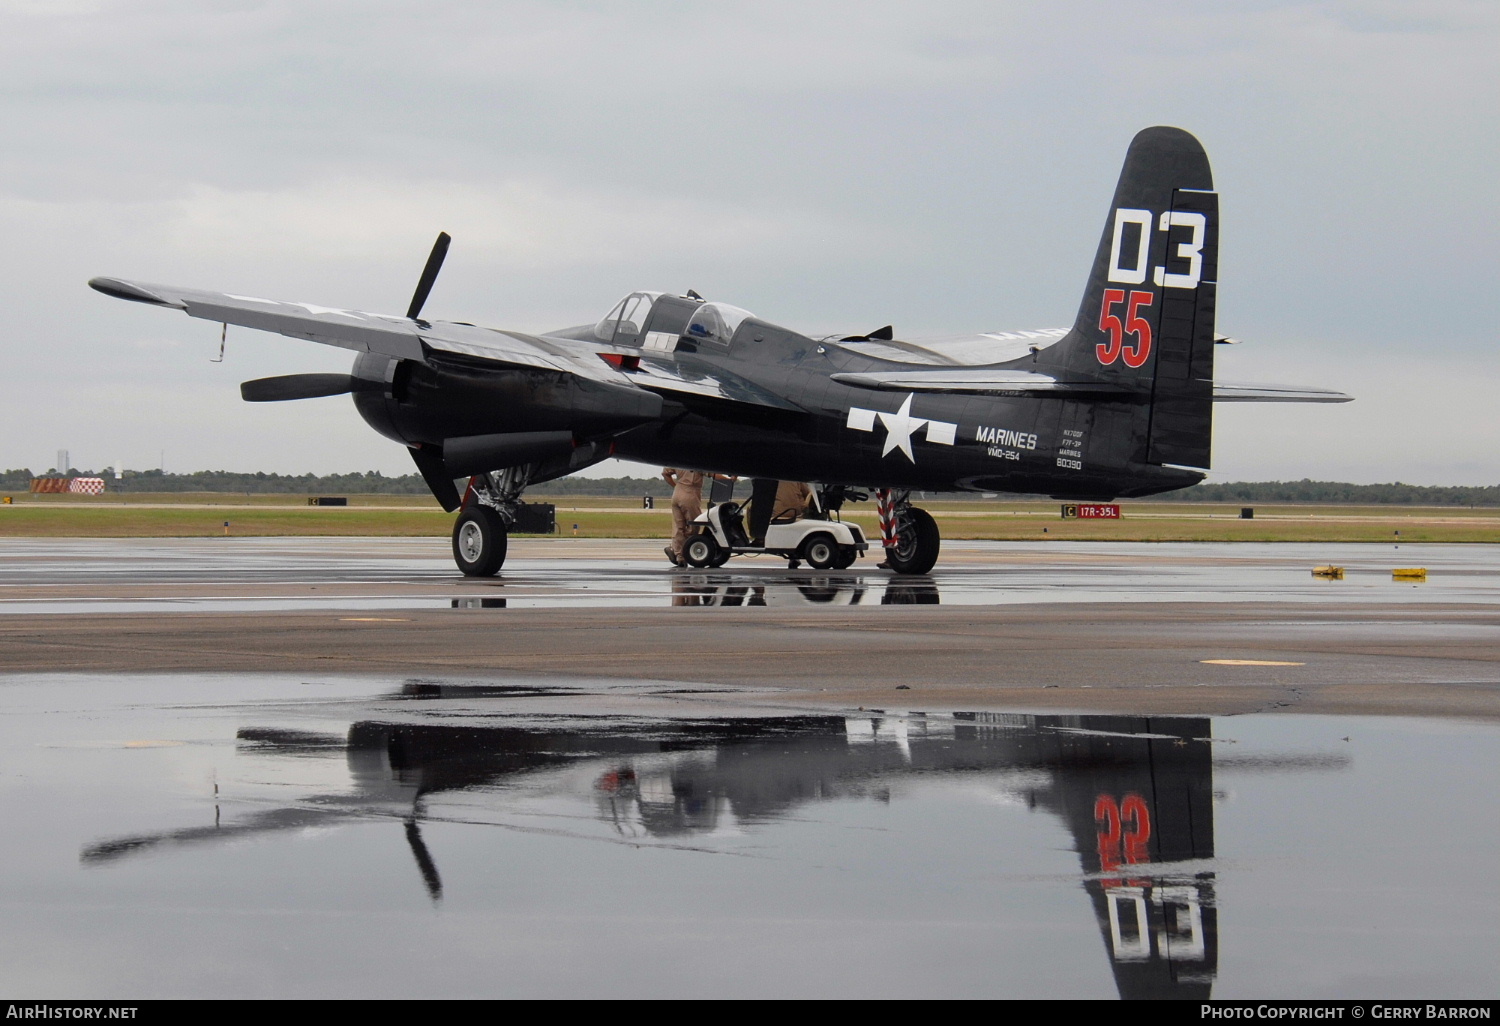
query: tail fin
1039 126 1219 469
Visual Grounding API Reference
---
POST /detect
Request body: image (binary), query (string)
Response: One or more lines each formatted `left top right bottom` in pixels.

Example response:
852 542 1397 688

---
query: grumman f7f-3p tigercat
90 126 1350 576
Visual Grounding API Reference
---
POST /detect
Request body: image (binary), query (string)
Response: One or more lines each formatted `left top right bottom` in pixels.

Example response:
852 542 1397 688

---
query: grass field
2 492 1498 542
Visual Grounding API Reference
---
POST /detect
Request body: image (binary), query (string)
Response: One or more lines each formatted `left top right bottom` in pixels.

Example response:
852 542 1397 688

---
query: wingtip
88 277 185 309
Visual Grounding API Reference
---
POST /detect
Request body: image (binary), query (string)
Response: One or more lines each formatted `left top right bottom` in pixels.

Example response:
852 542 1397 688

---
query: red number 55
1096 290 1154 368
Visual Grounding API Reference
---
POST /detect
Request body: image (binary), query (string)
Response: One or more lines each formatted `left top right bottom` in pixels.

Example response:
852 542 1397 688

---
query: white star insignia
846 394 957 464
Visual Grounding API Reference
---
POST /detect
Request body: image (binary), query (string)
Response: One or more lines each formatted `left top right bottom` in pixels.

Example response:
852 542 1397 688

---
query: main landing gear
451 468 527 577
453 505 507 576
878 490 941 575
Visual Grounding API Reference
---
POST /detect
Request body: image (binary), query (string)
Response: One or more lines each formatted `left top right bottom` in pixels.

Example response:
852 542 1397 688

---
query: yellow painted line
1200 659 1305 666
338 617 413 622
123 740 185 748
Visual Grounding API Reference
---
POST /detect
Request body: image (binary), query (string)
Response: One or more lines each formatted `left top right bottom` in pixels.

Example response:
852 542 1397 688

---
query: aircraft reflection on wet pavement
449 572 941 609
76 681 1352 999
670 572 939 607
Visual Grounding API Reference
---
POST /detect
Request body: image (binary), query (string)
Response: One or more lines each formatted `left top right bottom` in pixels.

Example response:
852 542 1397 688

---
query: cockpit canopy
593 291 755 351
593 291 661 343
683 303 753 348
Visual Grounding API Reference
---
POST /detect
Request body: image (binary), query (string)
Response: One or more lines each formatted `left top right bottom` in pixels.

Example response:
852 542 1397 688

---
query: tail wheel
884 506 939 574
801 532 839 570
452 506 508 576
683 533 720 568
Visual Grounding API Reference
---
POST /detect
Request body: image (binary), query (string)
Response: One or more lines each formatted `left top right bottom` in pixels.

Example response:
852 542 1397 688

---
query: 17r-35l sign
1060 504 1121 519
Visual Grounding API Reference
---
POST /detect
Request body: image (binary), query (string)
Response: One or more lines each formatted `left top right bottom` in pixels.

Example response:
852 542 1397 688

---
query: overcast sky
1 0 1494 484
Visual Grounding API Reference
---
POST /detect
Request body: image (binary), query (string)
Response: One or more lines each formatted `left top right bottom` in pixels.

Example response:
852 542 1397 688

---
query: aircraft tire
682 533 720 568
452 506 508 577
801 532 839 570
885 507 940 574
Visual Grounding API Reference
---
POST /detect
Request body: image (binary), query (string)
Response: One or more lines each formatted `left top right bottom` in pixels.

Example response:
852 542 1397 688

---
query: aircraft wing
628 355 807 412
830 369 1132 397
88 276 596 377
89 276 813 409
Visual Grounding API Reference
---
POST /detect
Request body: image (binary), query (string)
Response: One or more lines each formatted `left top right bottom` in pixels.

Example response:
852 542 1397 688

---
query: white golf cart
680 485 869 570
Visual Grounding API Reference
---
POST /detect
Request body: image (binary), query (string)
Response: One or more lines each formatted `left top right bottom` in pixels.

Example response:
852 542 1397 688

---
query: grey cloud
0 1 1493 480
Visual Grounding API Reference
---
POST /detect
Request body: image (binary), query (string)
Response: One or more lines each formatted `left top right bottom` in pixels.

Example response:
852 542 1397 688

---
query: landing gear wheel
833 546 859 570
884 506 939 574
801 532 839 570
682 533 720 569
452 506 508 577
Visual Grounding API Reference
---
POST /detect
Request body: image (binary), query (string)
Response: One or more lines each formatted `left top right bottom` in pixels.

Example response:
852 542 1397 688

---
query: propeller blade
404 820 443 903
240 373 358 402
406 231 451 320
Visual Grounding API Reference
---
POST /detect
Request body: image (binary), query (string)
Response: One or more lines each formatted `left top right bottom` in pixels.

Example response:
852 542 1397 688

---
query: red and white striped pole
876 488 897 550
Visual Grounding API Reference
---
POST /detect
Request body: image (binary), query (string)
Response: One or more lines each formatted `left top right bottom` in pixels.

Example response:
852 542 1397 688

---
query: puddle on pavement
0 541 1497 613
0 673 1494 998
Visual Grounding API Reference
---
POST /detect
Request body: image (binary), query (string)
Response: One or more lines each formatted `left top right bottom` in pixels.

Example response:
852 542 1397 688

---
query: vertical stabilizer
1038 127 1219 469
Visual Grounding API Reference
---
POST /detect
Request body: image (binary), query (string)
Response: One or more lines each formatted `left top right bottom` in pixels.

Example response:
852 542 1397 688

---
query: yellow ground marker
1200 659 1306 666
1392 568 1427 579
1311 566 1344 578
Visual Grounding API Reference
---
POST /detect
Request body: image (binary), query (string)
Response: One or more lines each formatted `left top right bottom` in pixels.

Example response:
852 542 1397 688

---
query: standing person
662 467 714 566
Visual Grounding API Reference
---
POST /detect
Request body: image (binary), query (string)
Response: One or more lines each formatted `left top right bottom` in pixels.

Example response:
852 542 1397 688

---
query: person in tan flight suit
773 480 813 522
663 468 737 565
661 468 704 564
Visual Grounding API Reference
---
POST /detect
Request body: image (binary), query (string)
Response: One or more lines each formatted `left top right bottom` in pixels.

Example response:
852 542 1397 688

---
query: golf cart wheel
708 549 732 568
884 506 940 574
683 533 720 568
833 546 859 570
452 506 508 577
800 532 839 570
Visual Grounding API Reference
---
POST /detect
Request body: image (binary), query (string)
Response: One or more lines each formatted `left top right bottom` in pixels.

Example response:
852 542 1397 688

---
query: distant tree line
0 468 434 494
1154 479 1500 506
2 469 1495 506
0 467 677 497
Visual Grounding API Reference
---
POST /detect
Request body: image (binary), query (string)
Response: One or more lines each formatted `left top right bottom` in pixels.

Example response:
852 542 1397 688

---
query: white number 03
1106 209 1207 289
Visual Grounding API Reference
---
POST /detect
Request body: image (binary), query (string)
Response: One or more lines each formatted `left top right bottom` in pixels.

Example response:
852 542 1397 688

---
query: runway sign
1061 503 1120 519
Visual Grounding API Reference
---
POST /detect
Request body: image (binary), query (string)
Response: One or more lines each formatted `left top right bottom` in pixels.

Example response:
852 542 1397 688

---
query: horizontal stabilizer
1210 382 1353 403
831 369 1132 397
240 373 361 402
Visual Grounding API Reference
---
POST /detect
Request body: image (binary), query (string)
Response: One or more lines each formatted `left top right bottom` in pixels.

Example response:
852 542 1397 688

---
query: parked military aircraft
90 126 1349 575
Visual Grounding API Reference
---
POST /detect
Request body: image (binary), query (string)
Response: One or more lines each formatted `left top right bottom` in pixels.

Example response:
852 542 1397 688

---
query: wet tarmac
1 672 1494 999
0 537 1495 613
